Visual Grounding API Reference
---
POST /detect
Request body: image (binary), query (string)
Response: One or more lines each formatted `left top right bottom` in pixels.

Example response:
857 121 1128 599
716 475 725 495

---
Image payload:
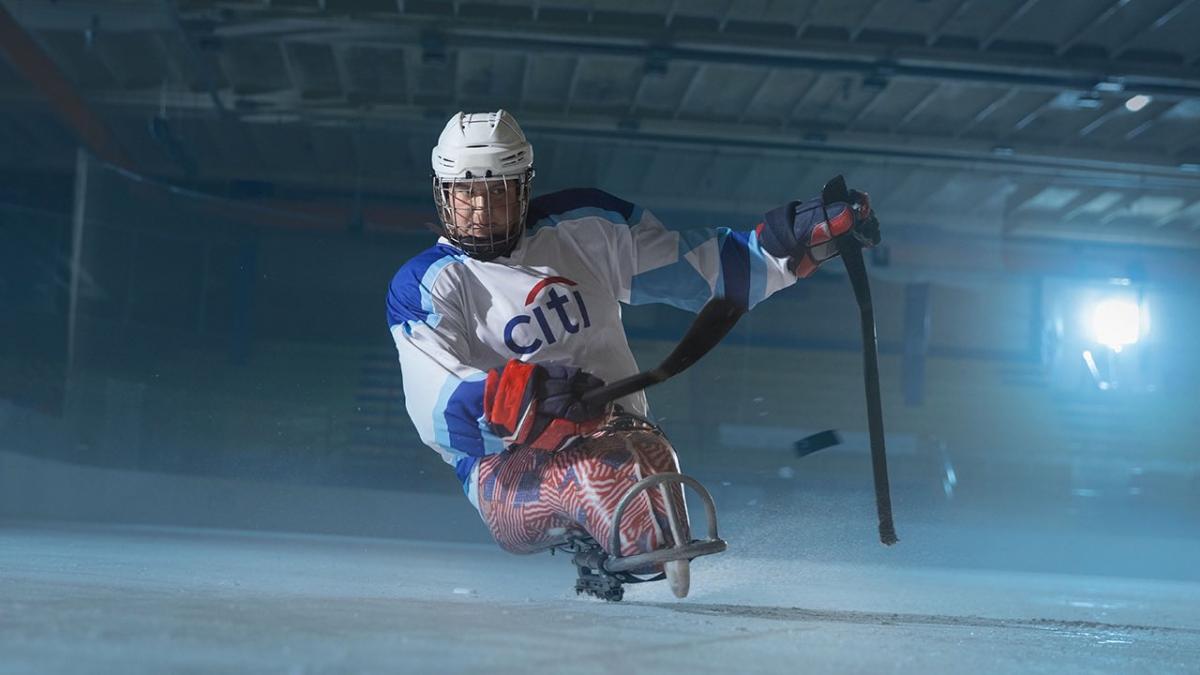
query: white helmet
431 110 535 260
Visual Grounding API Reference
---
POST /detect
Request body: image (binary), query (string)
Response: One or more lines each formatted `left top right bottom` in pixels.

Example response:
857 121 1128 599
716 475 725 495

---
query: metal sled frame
603 471 726 573
559 471 726 601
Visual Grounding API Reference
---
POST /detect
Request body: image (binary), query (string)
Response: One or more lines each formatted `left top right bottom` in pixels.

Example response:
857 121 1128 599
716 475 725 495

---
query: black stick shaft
839 239 898 545
580 369 666 408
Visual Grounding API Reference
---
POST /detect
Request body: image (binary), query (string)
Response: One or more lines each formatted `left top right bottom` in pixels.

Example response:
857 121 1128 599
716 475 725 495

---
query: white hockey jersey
387 188 798 508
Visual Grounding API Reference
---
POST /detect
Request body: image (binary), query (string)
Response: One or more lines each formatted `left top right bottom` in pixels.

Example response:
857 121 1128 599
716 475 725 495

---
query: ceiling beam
926 0 978 46
1055 0 1132 57
1111 0 1197 58
980 0 1043 51
848 0 885 42
844 83 889 131
0 2 134 170
953 88 1019 138
892 83 942 133
3 86 1198 192
195 11 1200 101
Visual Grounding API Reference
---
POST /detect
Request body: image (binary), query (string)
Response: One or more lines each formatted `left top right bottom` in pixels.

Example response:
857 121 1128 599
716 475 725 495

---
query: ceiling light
1124 95 1152 112
1090 298 1144 351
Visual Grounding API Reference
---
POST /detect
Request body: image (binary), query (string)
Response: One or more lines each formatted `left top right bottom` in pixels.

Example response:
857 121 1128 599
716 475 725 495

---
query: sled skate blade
664 559 689 598
603 472 727 575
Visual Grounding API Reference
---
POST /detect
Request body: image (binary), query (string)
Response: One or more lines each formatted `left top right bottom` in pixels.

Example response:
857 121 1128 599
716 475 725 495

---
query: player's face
444 178 522 239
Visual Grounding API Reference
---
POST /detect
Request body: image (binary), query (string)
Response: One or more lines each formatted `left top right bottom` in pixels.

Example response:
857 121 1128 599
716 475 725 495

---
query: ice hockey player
387 110 880 598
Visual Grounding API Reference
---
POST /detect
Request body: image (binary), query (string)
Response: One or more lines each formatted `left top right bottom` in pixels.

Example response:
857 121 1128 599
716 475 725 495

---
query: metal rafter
1098 192 1138 225
625 72 649 117
1115 102 1173 146
1151 198 1196 228
196 12 1200 100
0 2 134 170
780 73 825 129
849 0 885 42
1061 188 1115 221
844 83 889 131
1111 0 1196 58
163 0 229 117
735 69 773 124
1055 187 1104 219
1055 0 1132 57
278 42 302 96
330 44 351 100
793 2 818 37
518 53 534 109
672 64 706 120
665 0 680 28
892 83 943 133
401 44 415 106
1072 102 1126 142
718 0 737 32
562 55 583 114
980 0 1042 51
1002 93 1057 140
953 88 1019 138
1118 117 1157 145
926 0 978 46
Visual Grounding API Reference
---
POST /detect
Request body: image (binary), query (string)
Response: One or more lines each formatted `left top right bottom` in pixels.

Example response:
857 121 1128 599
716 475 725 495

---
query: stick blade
879 523 899 547
822 174 850 204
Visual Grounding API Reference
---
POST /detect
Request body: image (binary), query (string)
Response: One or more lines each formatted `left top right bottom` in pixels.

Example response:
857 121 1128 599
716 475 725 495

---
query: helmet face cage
432 168 533 261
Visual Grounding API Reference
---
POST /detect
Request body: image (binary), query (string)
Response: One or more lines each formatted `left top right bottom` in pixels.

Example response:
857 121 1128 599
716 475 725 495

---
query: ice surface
3 521 1199 674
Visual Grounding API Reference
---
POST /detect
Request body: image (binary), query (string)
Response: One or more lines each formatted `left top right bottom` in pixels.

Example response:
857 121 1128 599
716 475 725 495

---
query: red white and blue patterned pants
476 415 690 560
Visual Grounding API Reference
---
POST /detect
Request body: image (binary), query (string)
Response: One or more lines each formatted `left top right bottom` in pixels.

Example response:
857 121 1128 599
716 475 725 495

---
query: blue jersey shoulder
526 188 639 229
386 243 464 328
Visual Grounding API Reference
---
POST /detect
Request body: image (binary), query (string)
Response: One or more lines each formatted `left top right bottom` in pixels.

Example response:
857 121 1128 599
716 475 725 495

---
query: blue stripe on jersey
746 228 770 307
717 229 751 309
386 244 463 332
434 373 498 458
455 455 478 497
527 188 638 228
629 227 774 311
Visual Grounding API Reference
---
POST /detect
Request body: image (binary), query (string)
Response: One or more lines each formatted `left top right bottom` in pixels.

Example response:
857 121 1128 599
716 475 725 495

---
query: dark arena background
2 1 1199 673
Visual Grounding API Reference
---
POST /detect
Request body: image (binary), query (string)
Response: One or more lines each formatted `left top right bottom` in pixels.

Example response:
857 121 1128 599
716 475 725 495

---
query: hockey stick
822 175 899 546
581 296 746 407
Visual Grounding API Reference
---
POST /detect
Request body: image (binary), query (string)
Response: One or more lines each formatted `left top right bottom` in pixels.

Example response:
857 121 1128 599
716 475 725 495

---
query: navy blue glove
759 189 879 278
536 364 608 423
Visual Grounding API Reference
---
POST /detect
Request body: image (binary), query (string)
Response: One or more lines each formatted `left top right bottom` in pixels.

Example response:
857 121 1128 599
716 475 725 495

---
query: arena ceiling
2 0 1200 246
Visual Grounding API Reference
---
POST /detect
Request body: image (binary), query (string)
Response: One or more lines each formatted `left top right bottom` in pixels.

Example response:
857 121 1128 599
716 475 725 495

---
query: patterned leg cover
476 417 691 563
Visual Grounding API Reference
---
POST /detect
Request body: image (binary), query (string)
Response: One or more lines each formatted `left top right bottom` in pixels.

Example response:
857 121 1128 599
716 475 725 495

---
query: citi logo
503 276 592 354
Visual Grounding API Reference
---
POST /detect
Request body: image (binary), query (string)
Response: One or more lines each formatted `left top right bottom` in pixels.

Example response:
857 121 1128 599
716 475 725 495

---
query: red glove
483 359 608 452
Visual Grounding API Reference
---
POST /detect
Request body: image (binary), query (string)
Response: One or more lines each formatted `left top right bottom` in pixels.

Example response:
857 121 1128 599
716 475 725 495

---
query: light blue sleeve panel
526 188 797 314
620 207 798 313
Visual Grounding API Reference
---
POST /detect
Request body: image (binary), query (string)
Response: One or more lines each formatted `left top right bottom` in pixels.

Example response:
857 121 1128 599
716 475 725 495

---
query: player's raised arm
541 188 879 314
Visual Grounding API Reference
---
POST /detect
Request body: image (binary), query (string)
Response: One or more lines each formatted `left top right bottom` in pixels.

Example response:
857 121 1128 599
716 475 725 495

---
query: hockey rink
4 515 1199 675
5 2 1200 672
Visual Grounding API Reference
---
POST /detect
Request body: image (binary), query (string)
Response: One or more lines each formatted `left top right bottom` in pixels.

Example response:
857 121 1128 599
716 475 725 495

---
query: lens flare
1090 298 1141 350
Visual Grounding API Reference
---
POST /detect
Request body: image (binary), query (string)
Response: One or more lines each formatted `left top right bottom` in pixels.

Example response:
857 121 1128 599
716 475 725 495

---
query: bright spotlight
1090 298 1142 350
1124 95 1152 112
